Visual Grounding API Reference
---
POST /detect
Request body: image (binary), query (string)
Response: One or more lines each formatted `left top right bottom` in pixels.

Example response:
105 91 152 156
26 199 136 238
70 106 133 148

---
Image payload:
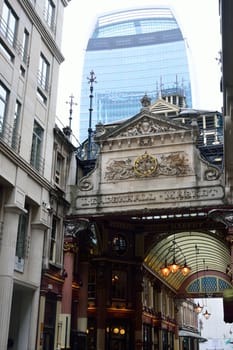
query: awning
179 330 207 343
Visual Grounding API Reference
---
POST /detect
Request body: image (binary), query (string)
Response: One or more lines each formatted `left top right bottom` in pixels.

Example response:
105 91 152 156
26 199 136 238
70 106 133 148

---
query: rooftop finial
140 93 151 109
66 94 77 130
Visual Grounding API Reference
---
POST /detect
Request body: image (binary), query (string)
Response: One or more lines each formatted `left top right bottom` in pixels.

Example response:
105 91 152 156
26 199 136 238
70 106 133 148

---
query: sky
199 298 233 350
56 0 222 141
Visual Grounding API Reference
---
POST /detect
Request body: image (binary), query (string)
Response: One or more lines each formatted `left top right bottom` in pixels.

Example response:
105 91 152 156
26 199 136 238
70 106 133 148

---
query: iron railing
0 120 21 153
30 151 45 175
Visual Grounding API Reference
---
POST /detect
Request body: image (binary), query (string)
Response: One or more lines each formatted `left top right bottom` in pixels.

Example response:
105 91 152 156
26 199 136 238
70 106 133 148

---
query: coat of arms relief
104 151 192 181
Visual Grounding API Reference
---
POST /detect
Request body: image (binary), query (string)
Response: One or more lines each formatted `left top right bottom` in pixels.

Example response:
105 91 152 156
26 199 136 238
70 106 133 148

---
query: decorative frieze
104 151 192 181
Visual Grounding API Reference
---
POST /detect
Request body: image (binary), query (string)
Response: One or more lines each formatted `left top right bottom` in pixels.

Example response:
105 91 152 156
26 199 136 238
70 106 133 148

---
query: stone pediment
95 110 191 142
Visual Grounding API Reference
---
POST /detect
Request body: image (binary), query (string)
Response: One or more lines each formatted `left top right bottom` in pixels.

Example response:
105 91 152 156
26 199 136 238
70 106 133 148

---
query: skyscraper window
79 7 192 142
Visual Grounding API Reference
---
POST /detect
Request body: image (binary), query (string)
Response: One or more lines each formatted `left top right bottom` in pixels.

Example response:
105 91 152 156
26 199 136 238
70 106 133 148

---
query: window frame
38 53 50 92
54 151 65 187
15 206 29 272
49 215 62 265
0 82 9 134
111 269 127 300
21 28 29 64
0 1 18 47
12 100 21 150
0 38 14 61
44 0 56 31
30 120 44 172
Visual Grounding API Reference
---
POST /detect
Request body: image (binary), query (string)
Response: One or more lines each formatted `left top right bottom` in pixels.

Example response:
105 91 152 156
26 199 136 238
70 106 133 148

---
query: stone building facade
0 0 71 349
67 98 230 350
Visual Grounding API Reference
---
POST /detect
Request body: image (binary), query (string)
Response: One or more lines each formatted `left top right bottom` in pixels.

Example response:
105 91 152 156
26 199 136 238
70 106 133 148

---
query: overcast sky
56 0 222 139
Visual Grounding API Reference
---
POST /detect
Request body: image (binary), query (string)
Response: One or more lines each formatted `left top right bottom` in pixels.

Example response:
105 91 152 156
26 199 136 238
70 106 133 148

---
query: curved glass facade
79 7 192 141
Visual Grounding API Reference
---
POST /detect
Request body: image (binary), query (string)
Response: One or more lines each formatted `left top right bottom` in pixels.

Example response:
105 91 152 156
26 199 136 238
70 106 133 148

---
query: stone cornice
0 139 51 191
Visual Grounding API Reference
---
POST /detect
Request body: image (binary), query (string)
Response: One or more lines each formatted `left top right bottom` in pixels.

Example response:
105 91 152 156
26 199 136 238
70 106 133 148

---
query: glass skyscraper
79 7 192 142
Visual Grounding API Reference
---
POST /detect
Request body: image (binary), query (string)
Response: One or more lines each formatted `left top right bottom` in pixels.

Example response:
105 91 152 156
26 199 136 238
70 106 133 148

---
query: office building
79 6 193 141
0 0 73 349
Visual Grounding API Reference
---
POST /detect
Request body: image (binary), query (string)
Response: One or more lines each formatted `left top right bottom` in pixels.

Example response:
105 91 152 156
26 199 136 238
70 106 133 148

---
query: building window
55 152 64 186
0 1 18 47
50 216 58 262
38 54 50 92
0 82 9 134
37 88 47 105
88 269 96 300
44 0 55 30
111 270 127 300
30 120 44 172
143 277 150 307
112 234 127 255
20 65 25 77
12 100 21 150
15 206 29 272
0 39 14 61
21 29 29 64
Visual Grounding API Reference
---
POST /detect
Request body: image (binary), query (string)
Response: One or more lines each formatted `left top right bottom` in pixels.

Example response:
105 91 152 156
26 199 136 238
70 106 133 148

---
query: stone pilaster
96 262 107 350
77 261 89 333
0 205 24 350
28 222 48 350
134 265 143 350
60 236 78 349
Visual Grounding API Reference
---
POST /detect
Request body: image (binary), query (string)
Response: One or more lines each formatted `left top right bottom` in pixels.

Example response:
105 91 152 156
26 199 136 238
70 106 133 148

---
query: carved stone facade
72 107 224 216
70 99 231 350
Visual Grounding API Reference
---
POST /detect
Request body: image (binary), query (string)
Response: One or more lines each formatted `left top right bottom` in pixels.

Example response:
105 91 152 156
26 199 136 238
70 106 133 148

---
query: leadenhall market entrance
65 99 233 350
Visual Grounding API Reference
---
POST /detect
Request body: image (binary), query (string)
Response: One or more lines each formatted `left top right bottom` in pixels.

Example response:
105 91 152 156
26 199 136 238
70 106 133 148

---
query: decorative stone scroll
104 151 192 181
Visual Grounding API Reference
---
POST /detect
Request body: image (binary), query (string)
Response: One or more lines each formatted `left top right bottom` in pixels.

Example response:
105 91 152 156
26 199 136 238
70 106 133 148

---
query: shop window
106 319 130 350
143 324 152 350
43 298 56 350
87 318 96 350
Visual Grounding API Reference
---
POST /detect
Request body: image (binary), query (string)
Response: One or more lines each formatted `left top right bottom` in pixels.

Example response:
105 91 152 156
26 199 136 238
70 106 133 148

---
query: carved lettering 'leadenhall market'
77 186 224 210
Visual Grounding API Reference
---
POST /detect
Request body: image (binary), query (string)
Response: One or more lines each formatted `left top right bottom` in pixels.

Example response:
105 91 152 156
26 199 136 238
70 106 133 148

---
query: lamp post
202 259 211 319
194 244 203 314
87 70 97 160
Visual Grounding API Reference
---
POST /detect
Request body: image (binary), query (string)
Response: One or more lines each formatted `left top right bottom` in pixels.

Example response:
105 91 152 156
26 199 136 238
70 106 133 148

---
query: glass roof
144 230 231 292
